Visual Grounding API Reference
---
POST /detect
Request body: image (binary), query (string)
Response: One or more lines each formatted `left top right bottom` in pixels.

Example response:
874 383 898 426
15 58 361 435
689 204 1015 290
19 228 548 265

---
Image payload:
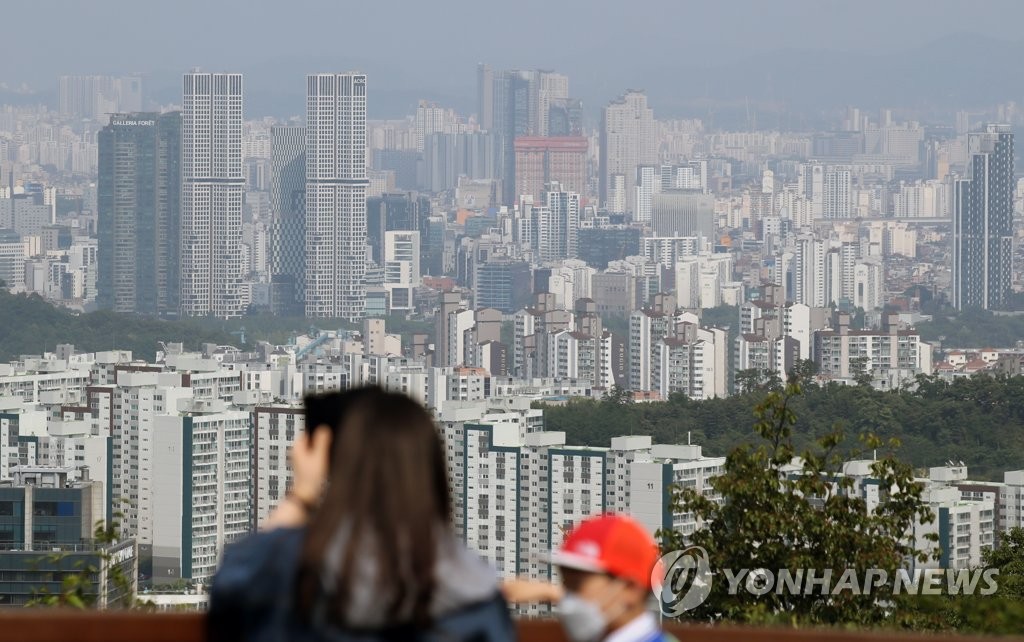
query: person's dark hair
296 386 452 627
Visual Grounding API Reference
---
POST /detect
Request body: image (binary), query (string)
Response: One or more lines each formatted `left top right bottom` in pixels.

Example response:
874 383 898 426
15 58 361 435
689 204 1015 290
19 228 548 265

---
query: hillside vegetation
541 375 1024 481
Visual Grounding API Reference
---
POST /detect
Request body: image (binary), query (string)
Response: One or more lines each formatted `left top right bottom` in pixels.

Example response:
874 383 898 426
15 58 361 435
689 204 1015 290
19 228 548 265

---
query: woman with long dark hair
209 386 515 641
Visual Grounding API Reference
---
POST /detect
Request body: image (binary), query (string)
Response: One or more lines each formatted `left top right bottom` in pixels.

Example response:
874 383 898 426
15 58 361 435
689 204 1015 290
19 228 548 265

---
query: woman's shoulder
429 593 515 642
211 527 306 605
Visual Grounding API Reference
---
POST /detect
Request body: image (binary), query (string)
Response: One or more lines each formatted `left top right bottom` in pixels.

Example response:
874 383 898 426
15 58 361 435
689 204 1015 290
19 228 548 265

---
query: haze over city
1 2 1024 639
7 0 1024 120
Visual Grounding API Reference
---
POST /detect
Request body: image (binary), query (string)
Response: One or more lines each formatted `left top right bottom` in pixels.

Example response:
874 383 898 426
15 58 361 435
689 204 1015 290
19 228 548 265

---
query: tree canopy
0 288 431 362
542 373 1024 481
650 377 1024 634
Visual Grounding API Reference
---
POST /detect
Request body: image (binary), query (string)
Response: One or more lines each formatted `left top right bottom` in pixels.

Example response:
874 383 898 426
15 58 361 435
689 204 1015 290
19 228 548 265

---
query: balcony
0 611 1016 642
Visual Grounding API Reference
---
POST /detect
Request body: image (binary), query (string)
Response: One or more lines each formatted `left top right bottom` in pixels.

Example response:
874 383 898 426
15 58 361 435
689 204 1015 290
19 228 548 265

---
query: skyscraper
537 71 569 137
634 165 658 224
600 91 656 216
269 125 306 315
497 70 538 205
180 72 245 318
822 168 852 219
97 112 181 315
477 63 494 131
534 183 580 262
953 124 1014 310
305 73 368 320
480 67 574 205
513 136 587 202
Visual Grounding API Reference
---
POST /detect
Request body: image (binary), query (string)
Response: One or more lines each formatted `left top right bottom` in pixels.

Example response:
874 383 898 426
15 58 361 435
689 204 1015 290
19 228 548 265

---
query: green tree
660 375 937 627
850 356 873 387
788 359 819 387
891 527 1024 634
734 368 776 395
983 527 1024 600
603 384 630 405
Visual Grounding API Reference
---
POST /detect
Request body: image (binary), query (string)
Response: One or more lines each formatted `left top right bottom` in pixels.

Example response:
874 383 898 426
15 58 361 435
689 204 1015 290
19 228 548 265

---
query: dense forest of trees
917 307 1024 348
0 288 237 362
542 373 1024 481
0 287 431 362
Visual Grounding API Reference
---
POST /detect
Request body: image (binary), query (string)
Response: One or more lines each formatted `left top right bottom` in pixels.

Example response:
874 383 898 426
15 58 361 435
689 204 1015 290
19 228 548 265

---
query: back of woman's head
296 386 452 627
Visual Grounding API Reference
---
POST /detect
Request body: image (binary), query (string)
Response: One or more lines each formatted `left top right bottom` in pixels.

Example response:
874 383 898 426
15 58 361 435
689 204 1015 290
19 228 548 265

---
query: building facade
269 125 306 315
305 73 368 321
97 112 182 315
513 137 587 203
600 91 656 214
180 72 246 318
952 124 1014 310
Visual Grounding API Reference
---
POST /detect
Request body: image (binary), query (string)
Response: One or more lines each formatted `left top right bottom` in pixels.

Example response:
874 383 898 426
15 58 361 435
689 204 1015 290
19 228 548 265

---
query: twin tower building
97 72 368 320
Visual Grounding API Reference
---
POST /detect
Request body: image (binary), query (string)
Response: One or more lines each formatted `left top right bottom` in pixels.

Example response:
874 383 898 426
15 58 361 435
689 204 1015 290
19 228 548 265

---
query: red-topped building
513 136 587 203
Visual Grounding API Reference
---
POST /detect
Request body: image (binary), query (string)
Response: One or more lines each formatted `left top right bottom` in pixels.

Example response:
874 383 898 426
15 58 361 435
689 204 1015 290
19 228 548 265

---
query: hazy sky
8 0 1024 119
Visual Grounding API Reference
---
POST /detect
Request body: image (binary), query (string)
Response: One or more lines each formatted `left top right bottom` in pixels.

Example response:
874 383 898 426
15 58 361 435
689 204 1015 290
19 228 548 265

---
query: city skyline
6 2 1024 622
8 2 1024 122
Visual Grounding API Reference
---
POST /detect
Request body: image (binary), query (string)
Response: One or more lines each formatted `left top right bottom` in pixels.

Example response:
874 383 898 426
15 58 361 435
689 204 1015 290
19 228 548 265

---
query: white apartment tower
823 168 853 219
536 183 580 261
600 91 656 215
181 72 246 318
305 73 369 320
635 165 658 224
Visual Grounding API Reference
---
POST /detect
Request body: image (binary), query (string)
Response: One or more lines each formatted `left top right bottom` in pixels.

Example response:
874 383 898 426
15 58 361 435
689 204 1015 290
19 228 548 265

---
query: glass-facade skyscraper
97 112 181 315
953 124 1014 310
269 125 306 316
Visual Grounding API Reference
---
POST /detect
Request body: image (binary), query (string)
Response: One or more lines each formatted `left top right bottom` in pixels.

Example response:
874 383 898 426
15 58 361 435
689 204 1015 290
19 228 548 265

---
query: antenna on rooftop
688 431 691 446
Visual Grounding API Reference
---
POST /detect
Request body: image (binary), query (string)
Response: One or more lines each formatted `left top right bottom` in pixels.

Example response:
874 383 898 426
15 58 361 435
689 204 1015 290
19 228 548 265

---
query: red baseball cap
551 514 663 589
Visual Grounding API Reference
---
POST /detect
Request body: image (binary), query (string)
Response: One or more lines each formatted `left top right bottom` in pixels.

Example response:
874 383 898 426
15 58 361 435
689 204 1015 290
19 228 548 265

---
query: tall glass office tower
97 112 181 315
953 124 1014 310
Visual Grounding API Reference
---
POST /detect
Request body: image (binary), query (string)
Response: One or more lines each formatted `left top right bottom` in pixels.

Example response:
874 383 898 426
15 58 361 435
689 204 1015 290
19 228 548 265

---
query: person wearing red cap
502 514 675 642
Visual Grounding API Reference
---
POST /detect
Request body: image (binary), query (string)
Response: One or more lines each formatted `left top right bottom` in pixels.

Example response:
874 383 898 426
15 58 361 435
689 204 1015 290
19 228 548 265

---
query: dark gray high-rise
953 124 1014 310
481 69 537 205
97 112 181 315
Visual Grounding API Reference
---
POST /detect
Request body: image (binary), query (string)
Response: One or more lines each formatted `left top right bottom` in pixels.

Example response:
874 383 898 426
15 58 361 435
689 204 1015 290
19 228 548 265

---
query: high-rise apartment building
150 405 252 585
305 73 368 320
513 136 587 202
532 183 580 262
823 168 852 219
383 230 420 311
600 91 656 215
97 112 181 315
953 124 1014 310
180 72 245 318
634 165 658 224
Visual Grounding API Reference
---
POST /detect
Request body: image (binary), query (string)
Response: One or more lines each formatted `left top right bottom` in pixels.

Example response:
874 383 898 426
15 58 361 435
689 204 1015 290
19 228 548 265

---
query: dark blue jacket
208 527 516 642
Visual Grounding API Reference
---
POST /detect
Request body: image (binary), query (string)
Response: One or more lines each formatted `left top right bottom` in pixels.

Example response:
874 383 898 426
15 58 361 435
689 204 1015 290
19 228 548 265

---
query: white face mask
557 592 608 642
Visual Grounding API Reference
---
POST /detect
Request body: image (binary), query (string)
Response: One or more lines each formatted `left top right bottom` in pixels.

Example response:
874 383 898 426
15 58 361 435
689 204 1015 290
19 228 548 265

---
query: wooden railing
0 612 1019 642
